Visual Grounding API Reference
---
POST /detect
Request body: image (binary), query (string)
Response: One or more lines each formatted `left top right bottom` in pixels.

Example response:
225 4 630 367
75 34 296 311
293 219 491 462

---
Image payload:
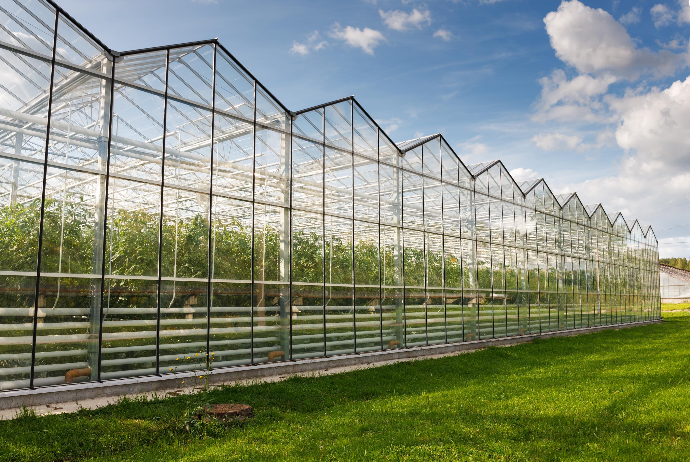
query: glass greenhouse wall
0 0 661 391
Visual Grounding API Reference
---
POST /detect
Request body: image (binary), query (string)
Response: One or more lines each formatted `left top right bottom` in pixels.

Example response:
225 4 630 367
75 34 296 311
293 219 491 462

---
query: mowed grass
1 311 689 462
662 302 690 311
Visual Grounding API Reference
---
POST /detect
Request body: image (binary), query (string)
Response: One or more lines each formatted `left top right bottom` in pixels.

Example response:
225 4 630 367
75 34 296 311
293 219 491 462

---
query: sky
57 0 690 258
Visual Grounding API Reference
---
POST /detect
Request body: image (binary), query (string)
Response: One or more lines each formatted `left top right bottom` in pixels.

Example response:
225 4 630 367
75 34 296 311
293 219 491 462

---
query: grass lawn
662 302 690 312
1 311 688 462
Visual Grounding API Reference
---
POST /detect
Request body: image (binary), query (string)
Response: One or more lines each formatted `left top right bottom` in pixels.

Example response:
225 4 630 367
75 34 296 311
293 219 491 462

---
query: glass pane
215 49 254 120
212 114 253 200
255 126 289 206
0 0 55 56
292 137 322 212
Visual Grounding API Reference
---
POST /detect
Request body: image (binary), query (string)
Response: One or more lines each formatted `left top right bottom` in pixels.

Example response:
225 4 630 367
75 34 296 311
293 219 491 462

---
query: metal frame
0 0 661 392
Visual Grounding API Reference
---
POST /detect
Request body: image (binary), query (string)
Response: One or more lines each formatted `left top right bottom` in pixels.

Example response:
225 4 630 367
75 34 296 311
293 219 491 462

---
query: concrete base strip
0 320 661 415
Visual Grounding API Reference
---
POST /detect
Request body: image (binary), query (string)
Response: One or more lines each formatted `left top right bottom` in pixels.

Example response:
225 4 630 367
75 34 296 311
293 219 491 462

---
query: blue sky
60 0 690 257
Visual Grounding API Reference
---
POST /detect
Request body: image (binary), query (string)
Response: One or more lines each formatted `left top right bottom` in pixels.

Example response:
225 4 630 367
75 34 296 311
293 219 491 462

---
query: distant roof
660 264 690 284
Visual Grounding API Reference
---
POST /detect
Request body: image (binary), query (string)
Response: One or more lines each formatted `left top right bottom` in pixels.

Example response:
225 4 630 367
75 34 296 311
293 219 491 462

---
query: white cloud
433 29 453 41
376 117 403 133
533 70 617 122
379 8 431 31
329 23 386 55
657 38 687 49
609 76 690 169
532 132 584 151
678 0 690 24
534 2 690 253
457 138 490 161
559 77 690 246
509 167 539 183
651 4 673 27
290 31 328 55
544 0 684 79
619 7 641 25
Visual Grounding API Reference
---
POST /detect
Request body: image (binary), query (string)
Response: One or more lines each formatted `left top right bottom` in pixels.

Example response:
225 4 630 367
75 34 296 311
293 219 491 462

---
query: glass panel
403 171 423 230
35 164 105 385
352 106 377 159
0 50 51 162
324 101 351 150
0 0 55 56
292 137 322 212
212 114 253 200
164 103 211 191
255 126 289 206
403 229 424 347
355 220 380 352
254 203 289 363
324 146 352 217
215 49 254 120
325 216 353 355
114 51 167 91
292 110 322 142
379 164 401 226
422 138 441 179
424 177 443 234
256 87 288 131
56 15 106 69
353 155 378 222
291 284 324 360
209 197 252 367
101 178 160 380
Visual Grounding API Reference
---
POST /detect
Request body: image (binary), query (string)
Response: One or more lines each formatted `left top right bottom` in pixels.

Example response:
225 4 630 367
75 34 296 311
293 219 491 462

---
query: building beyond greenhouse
0 0 661 392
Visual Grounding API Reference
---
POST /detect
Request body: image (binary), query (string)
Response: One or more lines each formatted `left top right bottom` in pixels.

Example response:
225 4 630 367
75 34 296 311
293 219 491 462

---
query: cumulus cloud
433 29 453 41
376 117 403 133
557 76 690 243
290 31 328 55
329 23 386 55
533 1 690 248
533 70 616 122
618 7 641 25
678 0 690 24
457 138 490 162
379 8 431 31
509 167 539 183
532 132 584 151
651 4 674 27
544 0 684 79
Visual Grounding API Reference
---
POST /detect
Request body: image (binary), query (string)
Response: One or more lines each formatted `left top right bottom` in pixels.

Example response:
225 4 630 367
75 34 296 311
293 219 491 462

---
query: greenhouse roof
0 0 656 240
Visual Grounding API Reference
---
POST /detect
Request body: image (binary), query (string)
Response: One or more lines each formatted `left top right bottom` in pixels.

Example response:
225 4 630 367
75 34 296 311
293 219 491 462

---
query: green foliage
0 314 687 461
661 258 690 271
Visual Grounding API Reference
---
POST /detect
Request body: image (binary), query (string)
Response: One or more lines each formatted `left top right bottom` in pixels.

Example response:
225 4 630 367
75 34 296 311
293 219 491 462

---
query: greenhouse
0 0 660 392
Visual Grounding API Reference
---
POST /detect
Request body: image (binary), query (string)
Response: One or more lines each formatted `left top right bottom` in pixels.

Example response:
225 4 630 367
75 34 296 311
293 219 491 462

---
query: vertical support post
155 49 170 376
89 57 113 380
9 133 22 206
206 43 217 368
351 100 356 353
395 148 404 347
30 10 59 390
278 104 291 358
321 108 327 356
250 80 256 364
95 55 116 381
